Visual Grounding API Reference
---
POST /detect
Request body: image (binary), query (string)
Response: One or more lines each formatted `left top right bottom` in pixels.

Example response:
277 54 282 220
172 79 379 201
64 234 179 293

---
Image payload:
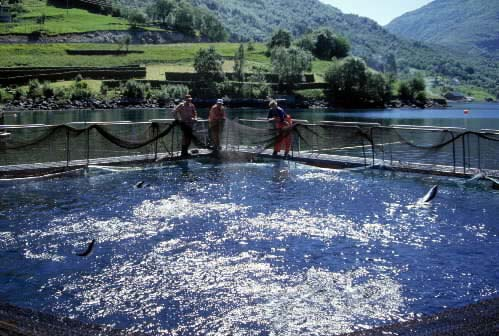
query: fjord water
0 161 498 335
4 102 499 130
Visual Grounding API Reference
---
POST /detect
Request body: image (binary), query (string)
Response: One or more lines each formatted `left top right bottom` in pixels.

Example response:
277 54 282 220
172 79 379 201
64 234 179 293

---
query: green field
0 43 266 66
0 0 153 35
0 42 331 82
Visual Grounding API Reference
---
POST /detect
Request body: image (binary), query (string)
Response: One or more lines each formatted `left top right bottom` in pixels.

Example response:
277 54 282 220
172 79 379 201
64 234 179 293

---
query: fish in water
421 185 439 203
485 176 499 190
468 172 486 182
77 239 95 257
135 181 148 188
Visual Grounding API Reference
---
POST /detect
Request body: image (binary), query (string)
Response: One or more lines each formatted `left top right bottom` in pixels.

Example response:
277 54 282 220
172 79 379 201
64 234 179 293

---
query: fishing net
2 119 499 177
370 127 464 171
343 297 499 336
0 294 497 335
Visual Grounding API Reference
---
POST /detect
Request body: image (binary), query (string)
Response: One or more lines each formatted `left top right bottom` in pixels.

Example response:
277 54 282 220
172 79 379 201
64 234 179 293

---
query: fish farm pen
1 119 499 179
1 118 499 335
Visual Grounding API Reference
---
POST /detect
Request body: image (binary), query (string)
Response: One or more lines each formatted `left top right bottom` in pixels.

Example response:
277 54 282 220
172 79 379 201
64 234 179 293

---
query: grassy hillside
114 0 499 95
0 43 264 66
0 0 139 35
386 0 499 58
0 42 331 80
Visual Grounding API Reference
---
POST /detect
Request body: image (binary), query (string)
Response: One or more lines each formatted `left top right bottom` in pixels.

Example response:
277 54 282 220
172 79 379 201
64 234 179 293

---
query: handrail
480 129 499 135
391 124 466 132
0 124 53 129
320 121 381 127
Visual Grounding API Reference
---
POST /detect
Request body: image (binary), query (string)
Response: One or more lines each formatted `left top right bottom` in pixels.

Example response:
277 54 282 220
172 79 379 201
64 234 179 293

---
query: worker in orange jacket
267 100 292 158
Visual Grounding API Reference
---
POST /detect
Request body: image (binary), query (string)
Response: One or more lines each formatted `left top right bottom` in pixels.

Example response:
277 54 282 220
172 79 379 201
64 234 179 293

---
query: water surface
3 102 499 130
1 160 498 334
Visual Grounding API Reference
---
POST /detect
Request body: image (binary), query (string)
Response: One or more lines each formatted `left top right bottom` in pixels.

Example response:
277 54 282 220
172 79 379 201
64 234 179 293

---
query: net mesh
2 120 499 177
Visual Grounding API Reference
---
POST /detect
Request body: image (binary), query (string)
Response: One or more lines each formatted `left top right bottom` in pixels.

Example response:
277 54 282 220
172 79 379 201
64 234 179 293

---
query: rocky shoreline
3 97 164 111
1 97 450 112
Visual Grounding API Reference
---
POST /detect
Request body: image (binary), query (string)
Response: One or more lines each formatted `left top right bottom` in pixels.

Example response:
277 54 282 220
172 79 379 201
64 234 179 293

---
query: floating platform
0 147 496 181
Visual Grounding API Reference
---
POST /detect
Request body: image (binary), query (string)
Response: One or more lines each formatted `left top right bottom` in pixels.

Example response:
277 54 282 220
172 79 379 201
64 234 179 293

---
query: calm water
3 102 499 130
1 160 498 334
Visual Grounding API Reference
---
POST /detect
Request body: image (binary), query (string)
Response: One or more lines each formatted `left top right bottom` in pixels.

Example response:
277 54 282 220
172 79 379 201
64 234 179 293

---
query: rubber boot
181 145 189 158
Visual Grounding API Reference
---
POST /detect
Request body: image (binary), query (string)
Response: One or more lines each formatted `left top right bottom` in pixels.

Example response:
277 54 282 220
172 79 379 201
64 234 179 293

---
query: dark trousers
180 122 194 156
209 120 225 150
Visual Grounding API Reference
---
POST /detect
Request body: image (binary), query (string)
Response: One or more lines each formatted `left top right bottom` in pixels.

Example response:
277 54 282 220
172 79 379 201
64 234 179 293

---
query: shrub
100 83 109 96
53 87 66 101
157 84 189 103
27 79 43 99
218 80 271 99
41 82 55 98
70 80 94 101
122 80 150 100
0 88 12 103
415 90 427 103
13 87 25 100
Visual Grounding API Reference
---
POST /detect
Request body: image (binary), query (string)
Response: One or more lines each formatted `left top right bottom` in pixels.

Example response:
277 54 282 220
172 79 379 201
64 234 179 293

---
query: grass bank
0 42 330 82
0 0 138 35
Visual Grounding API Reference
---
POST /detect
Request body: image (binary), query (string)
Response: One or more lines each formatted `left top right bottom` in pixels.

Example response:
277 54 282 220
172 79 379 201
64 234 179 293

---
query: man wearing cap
208 98 226 151
173 94 197 157
268 100 292 157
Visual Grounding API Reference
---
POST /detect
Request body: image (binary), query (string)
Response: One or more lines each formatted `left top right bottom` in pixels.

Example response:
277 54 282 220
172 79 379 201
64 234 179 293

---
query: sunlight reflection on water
1 160 498 335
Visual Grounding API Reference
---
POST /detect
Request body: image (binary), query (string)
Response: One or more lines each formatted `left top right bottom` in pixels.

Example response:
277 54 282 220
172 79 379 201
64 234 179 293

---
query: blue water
3 102 499 130
1 160 499 335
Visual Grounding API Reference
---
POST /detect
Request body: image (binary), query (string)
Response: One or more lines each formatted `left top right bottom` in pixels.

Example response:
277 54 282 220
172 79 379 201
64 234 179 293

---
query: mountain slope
115 0 499 94
386 0 499 57
190 0 499 93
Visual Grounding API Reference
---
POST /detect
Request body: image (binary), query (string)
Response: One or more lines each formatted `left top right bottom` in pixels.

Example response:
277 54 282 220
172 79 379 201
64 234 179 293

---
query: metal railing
1 119 499 177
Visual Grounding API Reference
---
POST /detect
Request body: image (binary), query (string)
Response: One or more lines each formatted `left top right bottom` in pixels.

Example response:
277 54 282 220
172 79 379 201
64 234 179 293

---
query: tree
314 29 349 60
325 57 391 107
194 46 225 83
199 13 228 41
267 29 292 54
174 4 194 34
384 53 398 74
296 29 350 60
398 81 412 101
271 46 312 88
397 76 427 103
233 44 246 82
409 76 426 93
128 10 146 28
156 0 175 24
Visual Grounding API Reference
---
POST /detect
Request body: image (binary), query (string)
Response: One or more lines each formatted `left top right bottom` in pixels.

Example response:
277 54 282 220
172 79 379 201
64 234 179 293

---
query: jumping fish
76 239 95 257
135 181 146 188
485 176 499 190
421 185 439 203
468 172 486 182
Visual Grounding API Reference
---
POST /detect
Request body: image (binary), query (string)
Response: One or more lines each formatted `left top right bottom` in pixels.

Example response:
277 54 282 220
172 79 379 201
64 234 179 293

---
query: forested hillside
386 0 499 58
114 0 499 95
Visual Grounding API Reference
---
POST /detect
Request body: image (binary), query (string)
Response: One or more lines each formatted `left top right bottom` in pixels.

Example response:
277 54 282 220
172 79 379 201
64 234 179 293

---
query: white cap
216 99 224 104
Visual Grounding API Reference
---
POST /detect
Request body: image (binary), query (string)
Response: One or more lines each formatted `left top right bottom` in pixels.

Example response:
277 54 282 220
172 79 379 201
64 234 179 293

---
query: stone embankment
3 98 167 111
